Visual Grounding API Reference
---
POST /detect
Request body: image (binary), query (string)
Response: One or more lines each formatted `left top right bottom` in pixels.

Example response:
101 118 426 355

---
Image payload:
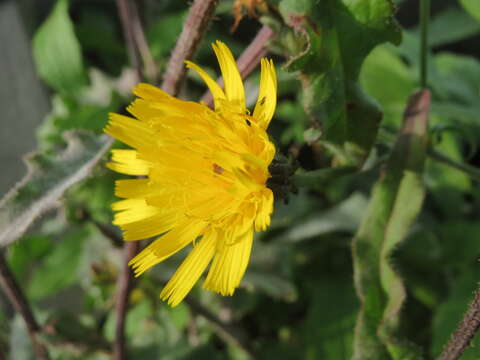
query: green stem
292 166 357 189
428 149 480 183
420 0 430 89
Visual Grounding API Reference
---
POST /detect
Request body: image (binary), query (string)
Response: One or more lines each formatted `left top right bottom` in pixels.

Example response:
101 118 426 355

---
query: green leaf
244 271 297 301
459 0 480 22
278 192 367 243
360 45 416 128
427 7 480 47
293 166 357 191
28 227 87 299
7 235 52 280
426 129 472 218
352 91 430 359
0 132 113 247
434 53 480 107
32 0 87 94
302 277 358 359
277 0 400 163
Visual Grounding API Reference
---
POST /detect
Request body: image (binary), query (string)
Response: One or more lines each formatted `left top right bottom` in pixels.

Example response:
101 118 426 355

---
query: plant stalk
161 0 219 96
438 288 480 360
0 252 50 360
420 0 430 89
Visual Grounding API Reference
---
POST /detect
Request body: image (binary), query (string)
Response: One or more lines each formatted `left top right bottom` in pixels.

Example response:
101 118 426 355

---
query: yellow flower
104 41 277 306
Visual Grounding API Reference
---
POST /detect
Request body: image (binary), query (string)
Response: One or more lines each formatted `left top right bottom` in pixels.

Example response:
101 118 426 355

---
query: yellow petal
104 113 157 149
133 83 173 101
203 229 254 295
127 97 206 124
212 41 245 110
112 198 160 225
160 230 216 306
255 189 273 231
115 179 154 198
121 212 181 241
252 58 277 129
185 60 226 111
107 150 151 176
129 220 206 276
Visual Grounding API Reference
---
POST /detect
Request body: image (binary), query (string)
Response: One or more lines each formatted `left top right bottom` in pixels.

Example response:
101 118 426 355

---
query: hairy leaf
0 132 113 247
352 91 430 359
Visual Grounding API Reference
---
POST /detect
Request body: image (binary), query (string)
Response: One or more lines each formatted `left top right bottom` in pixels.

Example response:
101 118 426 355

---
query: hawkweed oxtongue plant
104 41 278 306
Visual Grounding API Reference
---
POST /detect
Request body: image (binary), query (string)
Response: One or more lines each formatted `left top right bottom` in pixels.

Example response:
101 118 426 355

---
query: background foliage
1 0 480 359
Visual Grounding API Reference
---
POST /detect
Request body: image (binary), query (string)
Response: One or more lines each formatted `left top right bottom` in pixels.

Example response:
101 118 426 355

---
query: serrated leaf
0 132 113 247
33 0 87 94
278 0 401 163
352 91 430 359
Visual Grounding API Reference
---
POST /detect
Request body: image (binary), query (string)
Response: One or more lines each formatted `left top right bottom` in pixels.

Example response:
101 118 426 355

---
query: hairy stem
438 289 480 360
201 25 275 107
0 252 50 360
161 0 219 96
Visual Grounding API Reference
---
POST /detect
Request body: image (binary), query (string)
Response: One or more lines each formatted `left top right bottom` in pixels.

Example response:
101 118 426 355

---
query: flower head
104 41 277 306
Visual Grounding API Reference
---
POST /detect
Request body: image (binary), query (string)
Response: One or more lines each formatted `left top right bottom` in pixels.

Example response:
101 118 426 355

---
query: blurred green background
1 0 480 359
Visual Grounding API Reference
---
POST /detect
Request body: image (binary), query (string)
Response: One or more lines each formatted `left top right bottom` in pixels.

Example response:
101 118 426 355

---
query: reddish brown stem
116 0 143 81
129 0 158 81
438 288 480 360
200 25 275 107
0 252 50 359
161 0 219 96
114 2 145 359
113 242 139 360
